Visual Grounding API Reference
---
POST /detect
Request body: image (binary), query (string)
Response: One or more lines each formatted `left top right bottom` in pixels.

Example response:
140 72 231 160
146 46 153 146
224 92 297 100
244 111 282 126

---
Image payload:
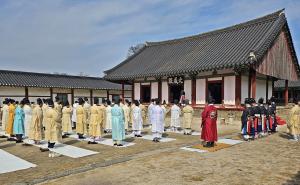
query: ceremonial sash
269 116 273 129
255 118 257 131
248 118 251 133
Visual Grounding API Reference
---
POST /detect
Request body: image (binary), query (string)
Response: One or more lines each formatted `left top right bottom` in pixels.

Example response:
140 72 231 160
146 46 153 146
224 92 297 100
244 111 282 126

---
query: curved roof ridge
146 9 284 47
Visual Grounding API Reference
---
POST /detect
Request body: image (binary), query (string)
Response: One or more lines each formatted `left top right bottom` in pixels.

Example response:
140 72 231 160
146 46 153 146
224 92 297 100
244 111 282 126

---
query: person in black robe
266 100 273 135
258 97 267 137
241 98 252 141
270 96 277 132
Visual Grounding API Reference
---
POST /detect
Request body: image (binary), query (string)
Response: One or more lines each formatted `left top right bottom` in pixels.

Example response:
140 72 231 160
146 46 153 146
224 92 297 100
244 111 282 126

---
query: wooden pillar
71 89 74 105
158 79 162 103
252 70 256 100
192 76 196 105
235 73 241 107
285 80 288 105
222 77 224 101
50 88 53 99
266 76 269 100
291 89 294 99
25 87 28 99
122 81 125 104
248 69 252 98
131 80 135 100
106 90 109 100
90 89 93 105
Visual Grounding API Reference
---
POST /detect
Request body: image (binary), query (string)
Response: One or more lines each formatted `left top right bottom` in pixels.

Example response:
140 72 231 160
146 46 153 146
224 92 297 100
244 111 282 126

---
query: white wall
196 79 206 104
74 89 89 97
52 88 71 93
256 79 266 101
151 82 158 99
224 76 235 105
241 76 248 103
28 87 50 96
134 83 140 100
184 80 191 101
268 79 273 99
93 90 107 97
162 82 168 104
0 86 25 96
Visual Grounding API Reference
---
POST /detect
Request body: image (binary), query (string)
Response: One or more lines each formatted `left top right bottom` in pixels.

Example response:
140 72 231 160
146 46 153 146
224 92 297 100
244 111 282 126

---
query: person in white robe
132 100 143 137
171 99 181 132
83 97 91 124
161 100 170 131
72 101 79 128
106 100 112 133
151 98 164 142
1 99 9 132
23 98 32 138
148 99 155 129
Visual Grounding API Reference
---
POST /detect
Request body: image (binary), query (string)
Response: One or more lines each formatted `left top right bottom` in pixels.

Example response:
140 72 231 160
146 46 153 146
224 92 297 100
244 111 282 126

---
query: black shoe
153 138 156 142
88 141 97 144
155 138 160 142
7 138 16 141
62 135 68 138
117 144 123 146
203 142 211 148
16 140 23 143
104 130 108 133
66 133 71 135
210 142 215 147
184 132 186 135
136 135 142 137
187 133 191 135
135 135 137 137
0 135 8 138
164 129 166 131
114 143 117 146
40 147 49 152
78 135 85 139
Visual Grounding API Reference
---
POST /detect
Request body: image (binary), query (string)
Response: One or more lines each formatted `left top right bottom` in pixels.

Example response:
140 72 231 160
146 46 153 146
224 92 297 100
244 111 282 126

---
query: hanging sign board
167 76 184 85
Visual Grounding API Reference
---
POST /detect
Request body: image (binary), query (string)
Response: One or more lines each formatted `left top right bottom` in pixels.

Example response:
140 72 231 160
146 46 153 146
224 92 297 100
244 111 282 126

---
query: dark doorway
57 93 68 104
208 83 222 104
170 85 182 103
141 86 150 103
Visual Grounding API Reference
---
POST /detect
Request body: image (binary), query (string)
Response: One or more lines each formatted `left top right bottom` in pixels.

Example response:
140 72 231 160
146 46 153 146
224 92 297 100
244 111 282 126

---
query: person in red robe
201 98 218 148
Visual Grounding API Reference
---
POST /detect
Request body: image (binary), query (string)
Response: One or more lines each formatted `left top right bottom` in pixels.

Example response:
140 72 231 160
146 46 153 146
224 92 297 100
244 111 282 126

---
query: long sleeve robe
148 104 154 125
132 106 143 131
287 105 300 135
183 105 194 129
13 106 25 135
72 103 79 123
111 105 125 141
45 108 62 142
54 102 62 118
24 105 32 137
76 105 87 134
42 104 49 127
201 105 218 142
89 105 104 137
130 104 136 123
2 104 9 131
139 104 148 125
83 103 91 124
6 104 16 135
151 105 164 134
106 105 112 130
171 105 181 127
62 106 73 133
29 105 44 141
122 105 130 130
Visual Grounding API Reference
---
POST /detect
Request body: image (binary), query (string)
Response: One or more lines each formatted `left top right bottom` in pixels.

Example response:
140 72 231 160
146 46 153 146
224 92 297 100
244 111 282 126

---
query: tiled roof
0 70 131 90
104 9 298 81
275 80 300 88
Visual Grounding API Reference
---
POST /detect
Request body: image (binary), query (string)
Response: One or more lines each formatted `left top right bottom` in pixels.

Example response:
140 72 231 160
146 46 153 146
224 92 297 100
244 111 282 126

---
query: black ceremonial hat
94 97 99 104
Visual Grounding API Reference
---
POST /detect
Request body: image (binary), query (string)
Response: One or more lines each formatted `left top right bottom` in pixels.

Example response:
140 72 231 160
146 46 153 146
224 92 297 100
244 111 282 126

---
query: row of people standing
241 97 277 141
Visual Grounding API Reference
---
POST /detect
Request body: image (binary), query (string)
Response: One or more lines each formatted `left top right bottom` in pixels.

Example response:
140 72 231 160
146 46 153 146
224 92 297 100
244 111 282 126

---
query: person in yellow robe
182 99 194 135
45 99 62 149
83 97 91 124
139 100 148 126
2 99 10 131
62 101 73 137
31 102 35 109
28 98 44 144
76 98 87 139
130 100 136 124
120 99 124 108
14 101 19 108
122 100 130 134
54 96 61 118
6 99 16 138
99 98 107 133
287 98 300 141
42 99 49 128
89 97 103 144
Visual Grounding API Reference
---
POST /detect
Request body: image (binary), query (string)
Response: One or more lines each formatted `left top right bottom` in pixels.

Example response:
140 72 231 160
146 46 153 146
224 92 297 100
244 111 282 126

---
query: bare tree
53 72 68 75
77 72 89 77
60 73 68 75
127 43 145 58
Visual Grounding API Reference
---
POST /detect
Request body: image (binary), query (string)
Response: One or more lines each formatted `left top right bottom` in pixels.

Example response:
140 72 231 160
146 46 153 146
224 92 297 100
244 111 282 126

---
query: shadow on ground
283 170 300 185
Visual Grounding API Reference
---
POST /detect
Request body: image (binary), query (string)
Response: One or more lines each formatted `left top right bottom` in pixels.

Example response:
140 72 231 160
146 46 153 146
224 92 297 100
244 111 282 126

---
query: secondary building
0 70 131 106
104 9 299 108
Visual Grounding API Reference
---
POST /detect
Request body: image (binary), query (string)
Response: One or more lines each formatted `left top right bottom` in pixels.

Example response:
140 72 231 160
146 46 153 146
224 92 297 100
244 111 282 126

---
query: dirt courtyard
0 118 299 185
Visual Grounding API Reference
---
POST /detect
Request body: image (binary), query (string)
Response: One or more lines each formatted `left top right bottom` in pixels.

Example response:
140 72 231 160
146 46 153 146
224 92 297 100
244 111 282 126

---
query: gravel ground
38 125 300 185
0 118 267 185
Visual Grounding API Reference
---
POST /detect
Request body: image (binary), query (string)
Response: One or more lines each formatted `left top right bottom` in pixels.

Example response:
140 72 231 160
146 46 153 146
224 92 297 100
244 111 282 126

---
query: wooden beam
192 76 196 105
158 79 162 103
266 76 269 100
252 70 256 100
90 89 93 105
71 89 74 105
235 73 241 108
285 80 288 105
131 80 134 101
222 77 224 102
122 80 124 104
107 90 109 100
25 87 28 99
50 88 53 100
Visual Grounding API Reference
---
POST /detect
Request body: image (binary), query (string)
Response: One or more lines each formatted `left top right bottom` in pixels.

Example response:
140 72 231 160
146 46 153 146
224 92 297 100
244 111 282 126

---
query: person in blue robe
13 100 25 143
111 96 125 146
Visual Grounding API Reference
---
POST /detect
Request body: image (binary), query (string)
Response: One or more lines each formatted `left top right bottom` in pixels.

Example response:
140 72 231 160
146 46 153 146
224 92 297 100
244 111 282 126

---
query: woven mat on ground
189 142 232 152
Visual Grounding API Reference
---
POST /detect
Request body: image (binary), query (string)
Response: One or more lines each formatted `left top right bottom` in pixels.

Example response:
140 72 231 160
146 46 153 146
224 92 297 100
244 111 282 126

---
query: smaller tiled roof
0 70 131 90
275 79 300 88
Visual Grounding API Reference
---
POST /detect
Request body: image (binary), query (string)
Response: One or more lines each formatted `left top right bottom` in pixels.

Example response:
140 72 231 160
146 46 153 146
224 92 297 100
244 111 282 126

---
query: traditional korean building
104 9 299 108
274 79 300 104
0 70 131 106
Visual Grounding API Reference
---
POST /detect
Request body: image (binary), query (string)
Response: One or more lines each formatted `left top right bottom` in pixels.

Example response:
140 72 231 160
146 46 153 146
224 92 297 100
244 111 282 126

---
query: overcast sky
0 0 299 77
